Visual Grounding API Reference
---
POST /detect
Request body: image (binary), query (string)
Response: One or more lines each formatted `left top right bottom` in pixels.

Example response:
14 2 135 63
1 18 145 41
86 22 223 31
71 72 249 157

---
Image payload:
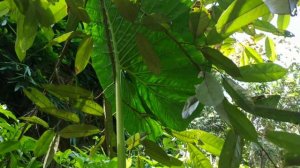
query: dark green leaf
0 141 20 155
188 143 212 168
135 33 161 74
216 0 269 35
33 0 56 27
195 73 224 106
236 63 287 82
222 77 254 111
172 129 224 156
253 19 294 37
265 37 277 61
13 0 29 14
66 0 90 23
72 99 104 116
114 0 140 22
219 130 242 168
201 47 241 77
266 131 300 154
75 36 93 74
24 87 55 108
142 139 183 167
34 130 55 157
253 95 280 107
40 108 80 123
43 84 93 99
142 13 170 31
20 116 49 128
223 99 258 142
58 124 100 138
189 7 210 38
250 106 300 124
284 153 300 166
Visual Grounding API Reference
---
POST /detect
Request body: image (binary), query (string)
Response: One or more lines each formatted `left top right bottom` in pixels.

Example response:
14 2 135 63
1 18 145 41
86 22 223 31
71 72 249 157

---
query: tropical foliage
0 0 300 167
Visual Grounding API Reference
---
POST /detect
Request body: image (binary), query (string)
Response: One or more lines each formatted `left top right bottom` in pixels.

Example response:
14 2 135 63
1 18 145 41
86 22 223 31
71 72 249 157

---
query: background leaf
58 124 100 138
75 36 93 75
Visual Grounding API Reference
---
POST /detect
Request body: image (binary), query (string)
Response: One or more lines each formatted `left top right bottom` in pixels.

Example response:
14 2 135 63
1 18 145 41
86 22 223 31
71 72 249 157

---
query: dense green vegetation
0 0 300 167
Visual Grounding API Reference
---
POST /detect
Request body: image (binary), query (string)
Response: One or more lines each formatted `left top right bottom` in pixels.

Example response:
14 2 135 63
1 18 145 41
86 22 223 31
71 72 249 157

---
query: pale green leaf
236 63 287 82
277 15 290 30
43 84 93 99
0 108 17 121
266 131 300 154
195 73 224 106
75 36 93 74
172 129 224 156
58 124 100 138
48 0 67 23
219 130 242 168
19 116 49 128
0 1 9 17
265 37 277 61
72 99 104 116
244 46 263 63
23 87 55 108
40 108 80 123
0 141 20 155
34 130 55 157
135 33 161 74
240 52 249 66
188 143 212 168
216 0 269 35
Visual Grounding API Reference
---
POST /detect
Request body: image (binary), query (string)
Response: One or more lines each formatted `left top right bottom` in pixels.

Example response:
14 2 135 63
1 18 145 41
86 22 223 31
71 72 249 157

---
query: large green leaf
40 108 80 123
222 77 254 111
142 139 183 167
114 0 140 22
189 6 210 39
0 1 9 17
253 95 280 107
219 130 242 168
216 0 269 35
72 99 104 116
188 143 212 168
201 47 241 77
236 63 287 82
250 106 300 124
195 73 224 106
284 153 300 166
172 129 224 156
20 116 49 128
135 33 161 74
0 141 20 155
34 130 55 157
86 0 202 138
43 84 93 99
24 87 55 108
222 99 258 142
58 124 100 138
265 131 300 154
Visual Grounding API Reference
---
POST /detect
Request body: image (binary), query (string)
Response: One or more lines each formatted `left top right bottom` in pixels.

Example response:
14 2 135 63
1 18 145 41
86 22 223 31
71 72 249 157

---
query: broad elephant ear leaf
86 0 203 139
